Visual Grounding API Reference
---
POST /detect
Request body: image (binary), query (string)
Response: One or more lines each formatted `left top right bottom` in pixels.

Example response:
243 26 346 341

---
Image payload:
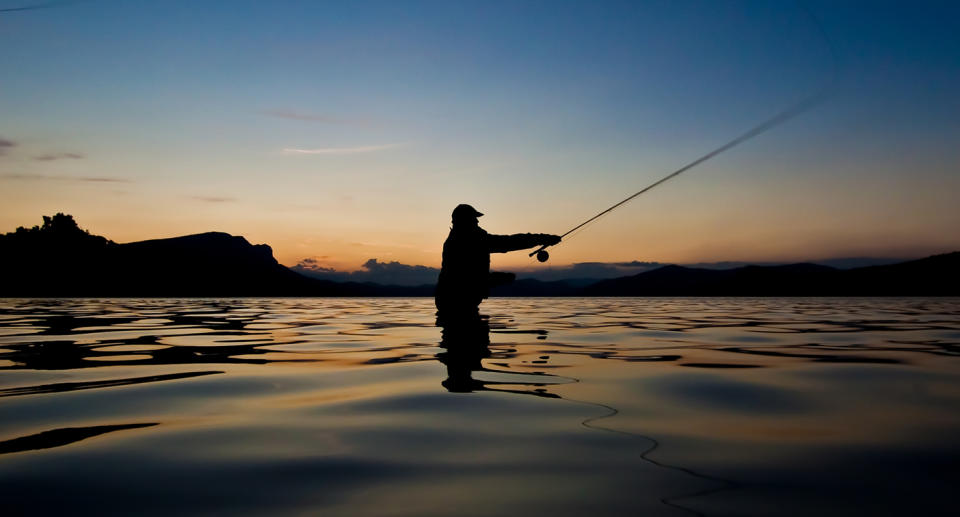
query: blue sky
1 0 958 269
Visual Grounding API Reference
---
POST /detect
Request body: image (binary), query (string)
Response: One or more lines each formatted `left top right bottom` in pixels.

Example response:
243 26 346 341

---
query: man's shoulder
450 226 488 237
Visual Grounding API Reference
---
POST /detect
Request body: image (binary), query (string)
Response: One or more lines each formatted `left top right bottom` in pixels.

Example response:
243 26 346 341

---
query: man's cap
452 204 483 220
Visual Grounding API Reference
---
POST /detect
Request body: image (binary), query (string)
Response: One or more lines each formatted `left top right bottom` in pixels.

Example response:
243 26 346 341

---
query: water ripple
0 297 958 516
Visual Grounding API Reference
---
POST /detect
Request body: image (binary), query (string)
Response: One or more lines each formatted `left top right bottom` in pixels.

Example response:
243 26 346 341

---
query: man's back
436 225 490 314
434 204 560 319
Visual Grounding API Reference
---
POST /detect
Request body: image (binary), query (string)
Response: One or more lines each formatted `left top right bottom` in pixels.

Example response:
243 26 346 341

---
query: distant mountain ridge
575 255 960 296
488 254 960 297
1 214 957 296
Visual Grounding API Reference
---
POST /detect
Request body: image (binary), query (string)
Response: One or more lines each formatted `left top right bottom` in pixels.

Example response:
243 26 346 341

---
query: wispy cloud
282 143 404 155
0 1 80 13
0 173 130 183
190 196 236 203
77 176 126 183
0 138 15 156
264 109 368 126
33 152 85 161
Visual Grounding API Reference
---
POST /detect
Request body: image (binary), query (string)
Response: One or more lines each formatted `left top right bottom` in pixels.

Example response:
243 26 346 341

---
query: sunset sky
1 0 958 271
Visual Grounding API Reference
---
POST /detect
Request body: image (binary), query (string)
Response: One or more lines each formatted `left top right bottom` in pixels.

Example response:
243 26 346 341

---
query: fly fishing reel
530 246 551 262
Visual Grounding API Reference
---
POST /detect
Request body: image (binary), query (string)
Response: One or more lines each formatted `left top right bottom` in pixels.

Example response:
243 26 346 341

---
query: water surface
1 298 958 516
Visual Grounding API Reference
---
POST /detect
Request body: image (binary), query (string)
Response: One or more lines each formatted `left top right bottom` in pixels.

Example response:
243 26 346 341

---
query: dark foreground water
1 298 958 516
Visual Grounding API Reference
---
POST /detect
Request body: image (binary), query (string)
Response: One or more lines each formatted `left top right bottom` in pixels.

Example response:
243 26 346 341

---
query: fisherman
435 204 561 320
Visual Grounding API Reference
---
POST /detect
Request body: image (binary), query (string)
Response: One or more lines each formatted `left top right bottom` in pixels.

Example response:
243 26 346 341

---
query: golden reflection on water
0 297 959 516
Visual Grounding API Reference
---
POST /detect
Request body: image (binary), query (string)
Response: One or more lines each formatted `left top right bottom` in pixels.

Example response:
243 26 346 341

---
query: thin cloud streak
0 1 75 13
78 177 125 183
33 152 85 161
283 143 404 155
264 110 369 126
0 173 130 183
190 196 236 203
0 138 14 156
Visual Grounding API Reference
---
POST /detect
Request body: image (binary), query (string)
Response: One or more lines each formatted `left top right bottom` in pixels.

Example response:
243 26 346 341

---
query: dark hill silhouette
841 252 960 296
580 263 842 296
0 214 431 296
106 231 327 296
579 253 960 296
1 214 957 296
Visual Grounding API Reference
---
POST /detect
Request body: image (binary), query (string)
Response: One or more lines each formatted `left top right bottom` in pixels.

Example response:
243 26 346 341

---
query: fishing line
563 395 740 517
530 2 838 264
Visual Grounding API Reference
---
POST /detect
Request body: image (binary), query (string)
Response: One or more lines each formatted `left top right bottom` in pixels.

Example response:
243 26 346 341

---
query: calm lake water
1 297 958 516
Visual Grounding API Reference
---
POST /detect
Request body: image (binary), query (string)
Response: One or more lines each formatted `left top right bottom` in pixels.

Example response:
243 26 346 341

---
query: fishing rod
530 3 837 264
529 89 829 263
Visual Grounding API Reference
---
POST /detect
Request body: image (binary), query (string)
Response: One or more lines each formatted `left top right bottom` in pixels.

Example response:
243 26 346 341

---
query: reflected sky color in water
1 298 959 516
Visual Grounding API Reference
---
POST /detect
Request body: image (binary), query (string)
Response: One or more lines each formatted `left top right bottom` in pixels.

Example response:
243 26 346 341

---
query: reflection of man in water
435 204 560 320
437 315 561 399
437 318 491 392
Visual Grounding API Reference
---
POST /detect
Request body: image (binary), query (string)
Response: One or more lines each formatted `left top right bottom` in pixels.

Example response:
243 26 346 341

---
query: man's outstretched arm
486 233 561 254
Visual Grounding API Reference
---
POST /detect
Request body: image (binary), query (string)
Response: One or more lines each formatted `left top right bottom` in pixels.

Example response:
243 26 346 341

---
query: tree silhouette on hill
1 213 113 249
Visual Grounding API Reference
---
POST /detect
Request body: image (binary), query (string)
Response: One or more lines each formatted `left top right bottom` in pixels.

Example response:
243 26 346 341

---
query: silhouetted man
435 204 560 320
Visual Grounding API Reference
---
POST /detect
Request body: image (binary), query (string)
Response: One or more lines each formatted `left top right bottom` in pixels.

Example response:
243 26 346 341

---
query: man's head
451 204 483 226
